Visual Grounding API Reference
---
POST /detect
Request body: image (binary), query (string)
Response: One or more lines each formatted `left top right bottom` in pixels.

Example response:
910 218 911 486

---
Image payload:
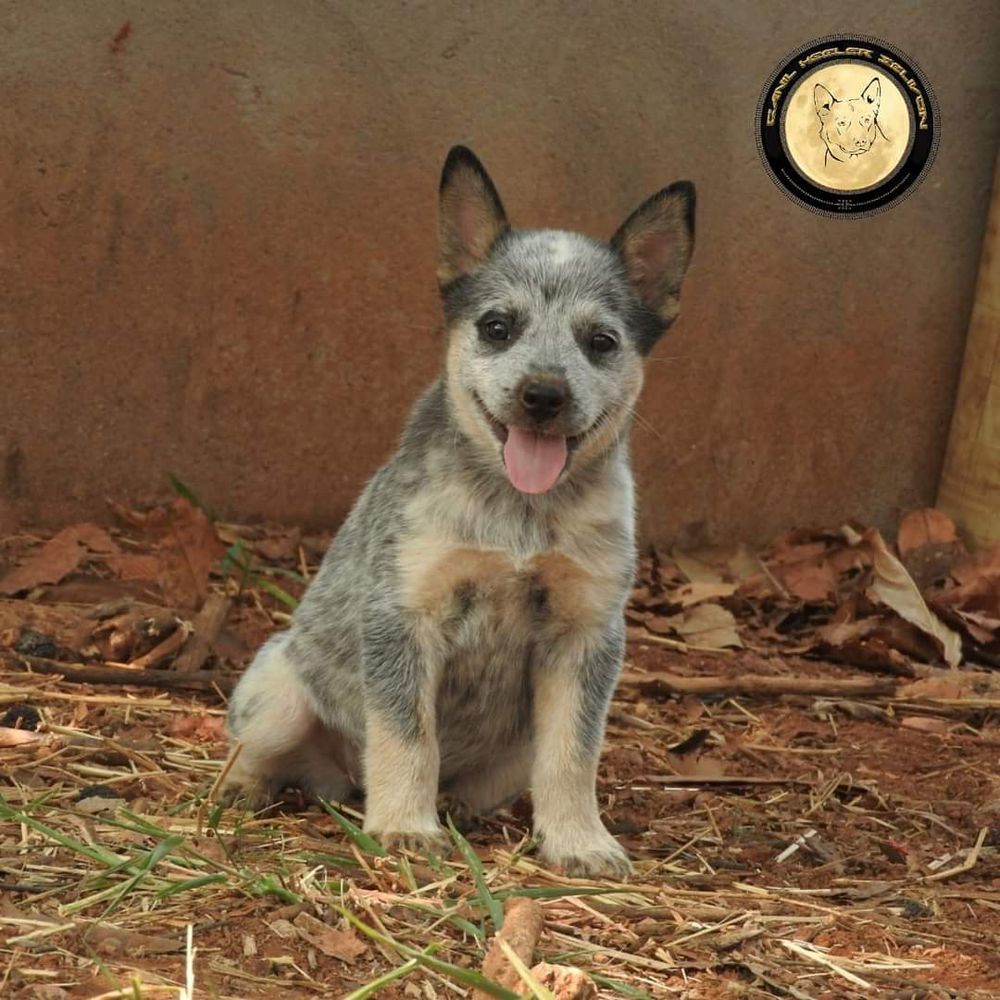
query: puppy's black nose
520 380 568 421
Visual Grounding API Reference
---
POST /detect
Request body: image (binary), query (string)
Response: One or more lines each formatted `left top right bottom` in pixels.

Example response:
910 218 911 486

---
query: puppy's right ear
438 146 509 286
814 84 835 119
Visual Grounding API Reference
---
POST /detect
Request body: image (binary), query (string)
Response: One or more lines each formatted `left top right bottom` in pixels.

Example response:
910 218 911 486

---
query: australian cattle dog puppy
221 147 695 876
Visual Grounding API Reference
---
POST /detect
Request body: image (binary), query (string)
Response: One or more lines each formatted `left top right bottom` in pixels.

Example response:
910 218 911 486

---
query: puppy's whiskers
624 404 663 442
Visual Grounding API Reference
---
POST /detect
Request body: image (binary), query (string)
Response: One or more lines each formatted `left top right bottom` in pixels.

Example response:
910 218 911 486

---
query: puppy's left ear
438 146 510 286
861 77 881 111
611 181 695 327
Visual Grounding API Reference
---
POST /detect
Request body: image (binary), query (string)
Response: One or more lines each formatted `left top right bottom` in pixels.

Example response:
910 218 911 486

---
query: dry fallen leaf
898 508 959 557
897 508 965 590
764 537 843 602
820 637 915 677
668 603 743 649
157 499 226 610
769 540 829 565
111 553 162 582
645 614 678 635
939 545 1000 622
83 922 183 956
167 714 227 742
899 716 951 735
779 559 839 602
667 751 726 779
845 526 962 668
671 549 727 585
896 670 1000 701
109 498 225 609
816 618 880 646
664 581 738 607
292 912 367 963
0 524 119 595
819 616 945 667
951 543 1000 586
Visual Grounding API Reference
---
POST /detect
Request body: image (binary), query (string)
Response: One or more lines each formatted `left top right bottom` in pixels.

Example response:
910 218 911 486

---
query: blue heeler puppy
221 147 695 877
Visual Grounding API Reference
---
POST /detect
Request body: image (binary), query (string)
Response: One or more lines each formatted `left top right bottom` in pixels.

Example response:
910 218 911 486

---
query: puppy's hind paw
215 775 275 812
438 793 479 834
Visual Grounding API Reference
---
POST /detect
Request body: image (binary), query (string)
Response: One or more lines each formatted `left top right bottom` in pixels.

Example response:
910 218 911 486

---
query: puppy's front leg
362 617 446 854
532 625 631 878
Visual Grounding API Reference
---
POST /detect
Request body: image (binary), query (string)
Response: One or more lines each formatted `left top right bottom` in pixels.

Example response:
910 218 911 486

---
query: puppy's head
437 146 694 495
814 78 881 160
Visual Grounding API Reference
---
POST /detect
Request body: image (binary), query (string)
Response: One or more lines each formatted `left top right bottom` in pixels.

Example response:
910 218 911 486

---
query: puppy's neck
401 380 630 547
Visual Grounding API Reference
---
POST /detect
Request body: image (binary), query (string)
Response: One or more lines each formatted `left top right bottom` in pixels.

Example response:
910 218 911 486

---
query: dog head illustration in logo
814 77 883 166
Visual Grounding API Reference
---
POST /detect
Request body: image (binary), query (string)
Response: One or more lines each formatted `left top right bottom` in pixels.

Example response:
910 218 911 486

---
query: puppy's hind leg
443 743 532 826
221 636 352 808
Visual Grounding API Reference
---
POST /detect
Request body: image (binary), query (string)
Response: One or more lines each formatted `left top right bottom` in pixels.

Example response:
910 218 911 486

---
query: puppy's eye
590 331 618 354
478 315 511 342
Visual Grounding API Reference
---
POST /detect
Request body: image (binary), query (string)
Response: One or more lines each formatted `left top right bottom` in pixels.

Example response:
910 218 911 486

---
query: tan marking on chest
528 550 617 631
399 535 623 632
399 538 515 617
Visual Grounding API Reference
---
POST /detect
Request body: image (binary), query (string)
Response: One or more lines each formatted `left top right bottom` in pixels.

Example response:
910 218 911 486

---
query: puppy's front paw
539 828 632 879
369 826 449 857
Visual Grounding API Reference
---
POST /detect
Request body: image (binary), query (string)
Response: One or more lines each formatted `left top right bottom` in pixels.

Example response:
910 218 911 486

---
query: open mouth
472 393 593 450
472 393 597 495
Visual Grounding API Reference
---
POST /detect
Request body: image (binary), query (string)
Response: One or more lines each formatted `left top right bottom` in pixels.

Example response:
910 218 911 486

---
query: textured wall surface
1 1 998 544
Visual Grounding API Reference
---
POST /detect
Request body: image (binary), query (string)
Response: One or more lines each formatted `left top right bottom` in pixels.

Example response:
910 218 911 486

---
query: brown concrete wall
1 1 998 545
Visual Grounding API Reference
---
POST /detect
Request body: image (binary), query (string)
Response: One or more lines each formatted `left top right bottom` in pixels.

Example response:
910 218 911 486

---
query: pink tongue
503 427 568 494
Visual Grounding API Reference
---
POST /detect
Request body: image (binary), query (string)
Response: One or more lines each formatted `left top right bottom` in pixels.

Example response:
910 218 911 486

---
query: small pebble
14 627 58 659
0 704 42 731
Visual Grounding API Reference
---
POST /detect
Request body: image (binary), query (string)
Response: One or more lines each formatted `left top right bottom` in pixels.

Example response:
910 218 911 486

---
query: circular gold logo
756 35 939 217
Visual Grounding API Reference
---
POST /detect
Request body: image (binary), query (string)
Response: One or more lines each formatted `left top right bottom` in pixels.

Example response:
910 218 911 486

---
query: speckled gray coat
222 147 695 877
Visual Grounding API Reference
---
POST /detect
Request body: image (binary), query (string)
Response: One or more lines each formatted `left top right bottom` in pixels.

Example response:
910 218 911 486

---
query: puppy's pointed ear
861 77 881 111
814 84 835 118
611 181 695 326
438 146 509 286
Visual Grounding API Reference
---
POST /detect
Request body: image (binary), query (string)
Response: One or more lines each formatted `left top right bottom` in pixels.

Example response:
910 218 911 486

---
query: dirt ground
0 504 998 999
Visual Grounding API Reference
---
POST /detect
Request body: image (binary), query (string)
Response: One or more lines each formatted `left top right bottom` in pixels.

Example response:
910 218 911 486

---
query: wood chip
474 897 544 999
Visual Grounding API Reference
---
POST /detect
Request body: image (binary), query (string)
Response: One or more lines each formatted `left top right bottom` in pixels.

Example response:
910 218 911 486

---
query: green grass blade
0 800 124 868
446 913 485 939
256 578 300 609
220 540 254 591
245 875 302 904
343 957 420 999
338 906 520 1000
158 873 229 898
590 972 654 998
100 835 186 917
319 800 388 857
257 565 308 583
167 473 217 519
446 816 503 932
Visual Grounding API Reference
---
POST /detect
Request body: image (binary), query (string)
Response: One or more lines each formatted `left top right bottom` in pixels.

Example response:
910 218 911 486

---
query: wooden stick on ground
127 623 191 671
173 592 231 672
619 670 898 698
472 897 544 1000
0 650 238 695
